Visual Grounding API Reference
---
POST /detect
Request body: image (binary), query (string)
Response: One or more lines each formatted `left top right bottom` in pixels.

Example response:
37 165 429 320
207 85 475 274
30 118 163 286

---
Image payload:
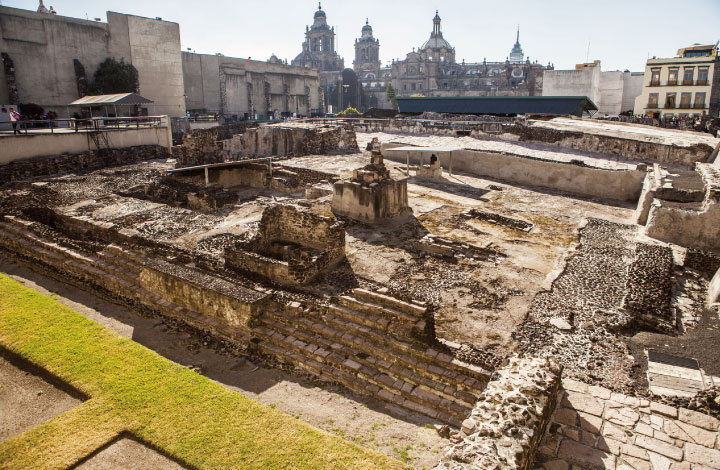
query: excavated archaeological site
1 117 720 469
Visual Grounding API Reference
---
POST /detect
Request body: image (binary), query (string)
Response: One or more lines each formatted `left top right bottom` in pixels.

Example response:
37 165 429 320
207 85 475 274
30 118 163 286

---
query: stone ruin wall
332 179 411 223
435 356 563 470
645 164 720 253
355 119 715 167
0 146 170 182
226 125 359 157
167 162 335 196
225 205 346 285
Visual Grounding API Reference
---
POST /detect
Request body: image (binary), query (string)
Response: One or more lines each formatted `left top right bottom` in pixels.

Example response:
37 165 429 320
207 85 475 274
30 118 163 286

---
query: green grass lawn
0 273 408 470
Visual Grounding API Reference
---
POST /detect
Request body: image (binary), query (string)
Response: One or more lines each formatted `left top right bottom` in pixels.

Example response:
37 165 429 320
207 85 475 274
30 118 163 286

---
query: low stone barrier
434 356 562 470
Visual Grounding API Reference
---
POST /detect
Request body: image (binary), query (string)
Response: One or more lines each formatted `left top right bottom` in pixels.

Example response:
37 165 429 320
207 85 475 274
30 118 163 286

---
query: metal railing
0 116 164 135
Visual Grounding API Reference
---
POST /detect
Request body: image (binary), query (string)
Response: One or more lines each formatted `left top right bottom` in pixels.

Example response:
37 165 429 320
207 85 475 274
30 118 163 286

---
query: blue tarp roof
396 96 598 117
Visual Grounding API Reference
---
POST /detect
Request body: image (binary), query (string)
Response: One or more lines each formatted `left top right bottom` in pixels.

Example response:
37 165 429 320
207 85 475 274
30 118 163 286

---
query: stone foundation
331 139 413 223
645 164 720 253
434 356 562 470
225 204 346 285
224 123 358 157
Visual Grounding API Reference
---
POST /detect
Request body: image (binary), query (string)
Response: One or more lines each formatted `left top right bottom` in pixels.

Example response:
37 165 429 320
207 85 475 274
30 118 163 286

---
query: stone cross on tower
37 0 49 13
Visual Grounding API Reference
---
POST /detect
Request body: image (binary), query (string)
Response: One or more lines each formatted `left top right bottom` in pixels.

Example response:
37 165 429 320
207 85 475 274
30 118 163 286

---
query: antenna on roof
586 39 591 62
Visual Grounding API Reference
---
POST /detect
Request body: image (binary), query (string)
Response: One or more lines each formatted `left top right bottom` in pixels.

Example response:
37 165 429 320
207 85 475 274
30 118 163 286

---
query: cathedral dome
421 36 452 51
420 10 452 51
314 3 326 19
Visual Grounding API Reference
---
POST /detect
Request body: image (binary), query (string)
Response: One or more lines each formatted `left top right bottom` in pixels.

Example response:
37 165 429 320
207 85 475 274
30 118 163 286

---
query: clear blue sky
3 0 720 72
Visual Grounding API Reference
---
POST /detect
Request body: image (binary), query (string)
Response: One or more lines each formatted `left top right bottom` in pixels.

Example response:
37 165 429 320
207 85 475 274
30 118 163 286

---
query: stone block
679 408 720 432
563 391 605 416
554 407 579 427
606 406 641 427
650 402 679 418
634 435 683 461
684 443 720 467
623 456 651 470
558 439 616 470
578 411 603 432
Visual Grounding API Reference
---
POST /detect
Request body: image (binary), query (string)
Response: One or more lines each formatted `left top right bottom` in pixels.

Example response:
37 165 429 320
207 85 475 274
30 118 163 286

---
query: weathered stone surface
679 408 720 432
634 435 683 461
434 356 562 470
684 443 720 467
558 439 616 470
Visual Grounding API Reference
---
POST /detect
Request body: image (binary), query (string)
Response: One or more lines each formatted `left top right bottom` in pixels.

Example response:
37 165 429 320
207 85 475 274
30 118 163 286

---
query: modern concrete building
634 44 720 119
542 61 644 116
182 52 321 120
0 5 186 117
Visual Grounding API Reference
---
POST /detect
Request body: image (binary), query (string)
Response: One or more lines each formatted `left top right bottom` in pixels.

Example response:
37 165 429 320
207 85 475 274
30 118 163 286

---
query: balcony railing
667 80 678 86
682 80 694 86
679 102 692 109
647 102 659 108
649 80 661 86
693 103 706 109
696 79 708 86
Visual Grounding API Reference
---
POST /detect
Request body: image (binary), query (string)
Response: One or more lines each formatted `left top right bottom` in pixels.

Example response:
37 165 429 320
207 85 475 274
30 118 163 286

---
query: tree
87 58 139 95
337 107 361 117
386 82 398 111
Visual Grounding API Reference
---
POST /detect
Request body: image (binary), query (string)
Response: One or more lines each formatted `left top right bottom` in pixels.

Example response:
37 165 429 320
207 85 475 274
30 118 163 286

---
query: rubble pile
656 386 720 420
458 208 533 232
434 356 562 470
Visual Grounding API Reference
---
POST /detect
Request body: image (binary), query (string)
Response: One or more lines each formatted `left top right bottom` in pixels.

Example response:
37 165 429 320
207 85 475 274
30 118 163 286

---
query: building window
682 68 694 85
648 93 659 108
680 92 692 108
667 68 679 86
650 69 661 86
664 92 676 109
697 68 709 86
694 92 706 109
411 83 416 91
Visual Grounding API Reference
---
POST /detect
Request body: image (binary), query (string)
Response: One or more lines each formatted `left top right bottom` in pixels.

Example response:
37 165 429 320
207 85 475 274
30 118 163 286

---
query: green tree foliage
87 58 139 95
386 83 398 111
337 107 361 116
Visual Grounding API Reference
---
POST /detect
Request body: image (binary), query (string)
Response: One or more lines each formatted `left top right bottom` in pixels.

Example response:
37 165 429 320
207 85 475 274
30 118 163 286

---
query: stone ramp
251 292 490 427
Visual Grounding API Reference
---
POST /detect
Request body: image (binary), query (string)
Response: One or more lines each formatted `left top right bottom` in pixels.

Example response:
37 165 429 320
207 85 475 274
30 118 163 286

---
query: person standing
9 108 21 135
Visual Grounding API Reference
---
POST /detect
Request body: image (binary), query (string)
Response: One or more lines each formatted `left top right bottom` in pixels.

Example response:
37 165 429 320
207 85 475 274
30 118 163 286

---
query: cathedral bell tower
353 19 381 80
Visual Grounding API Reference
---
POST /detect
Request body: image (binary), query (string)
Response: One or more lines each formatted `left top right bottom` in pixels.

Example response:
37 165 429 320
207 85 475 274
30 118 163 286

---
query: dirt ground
283 133 636 358
0 354 83 442
0 258 447 469
74 437 186 470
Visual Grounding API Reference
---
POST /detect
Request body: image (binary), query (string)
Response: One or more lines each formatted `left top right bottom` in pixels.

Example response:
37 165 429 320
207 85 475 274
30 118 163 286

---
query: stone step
252 323 466 426
270 307 484 398
260 309 477 409
309 307 488 389
352 288 427 317
337 295 419 324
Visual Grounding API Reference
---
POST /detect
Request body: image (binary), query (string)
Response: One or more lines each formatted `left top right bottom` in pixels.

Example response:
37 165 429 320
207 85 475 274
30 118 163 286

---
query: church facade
389 12 551 99
292 6 552 112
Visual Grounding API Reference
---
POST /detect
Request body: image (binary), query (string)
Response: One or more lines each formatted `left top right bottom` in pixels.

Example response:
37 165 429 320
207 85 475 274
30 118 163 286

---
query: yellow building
634 44 719 118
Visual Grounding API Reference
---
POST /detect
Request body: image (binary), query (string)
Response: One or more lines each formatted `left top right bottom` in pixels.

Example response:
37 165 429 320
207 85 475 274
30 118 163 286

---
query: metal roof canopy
396 96 598 117
69 93 153 106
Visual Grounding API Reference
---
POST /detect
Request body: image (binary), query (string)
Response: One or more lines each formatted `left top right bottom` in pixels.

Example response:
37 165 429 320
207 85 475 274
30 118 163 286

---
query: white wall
543 64 644 116
383 146 646 203
0 121 172 163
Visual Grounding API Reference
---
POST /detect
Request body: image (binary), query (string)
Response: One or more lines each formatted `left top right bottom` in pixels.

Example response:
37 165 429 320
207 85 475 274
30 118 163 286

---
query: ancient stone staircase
251 289 489 426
